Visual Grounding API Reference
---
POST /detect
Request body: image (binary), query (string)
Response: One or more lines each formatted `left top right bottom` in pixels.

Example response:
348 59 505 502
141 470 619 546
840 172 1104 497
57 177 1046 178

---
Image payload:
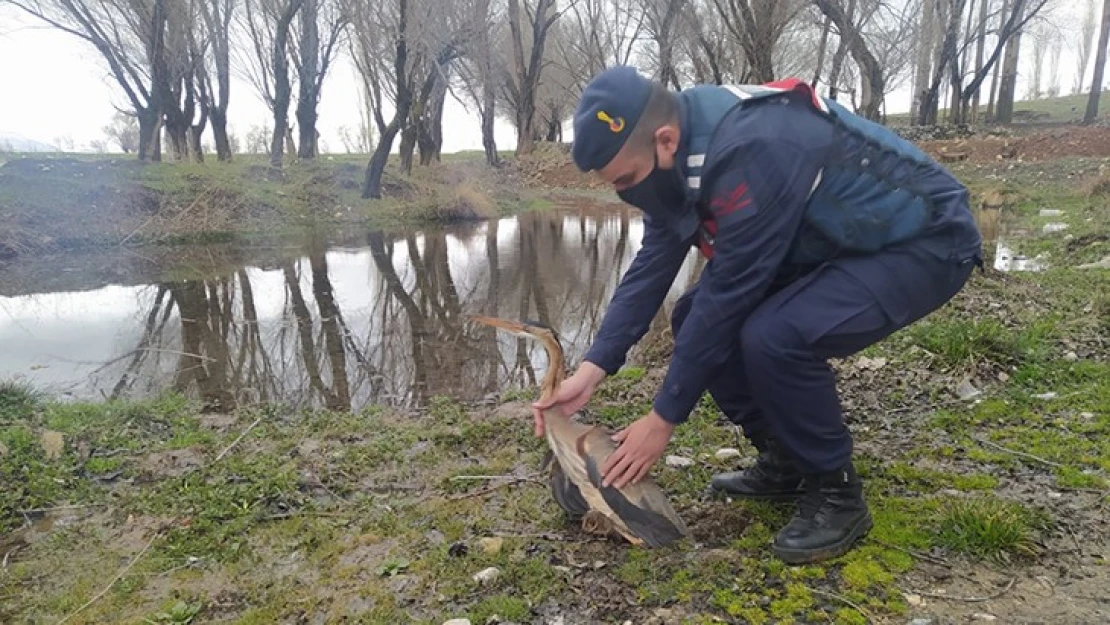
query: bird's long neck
537 334 566 406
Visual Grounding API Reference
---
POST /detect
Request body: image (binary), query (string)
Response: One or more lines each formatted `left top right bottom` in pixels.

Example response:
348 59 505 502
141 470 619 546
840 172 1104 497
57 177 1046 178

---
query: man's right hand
530 361 607 437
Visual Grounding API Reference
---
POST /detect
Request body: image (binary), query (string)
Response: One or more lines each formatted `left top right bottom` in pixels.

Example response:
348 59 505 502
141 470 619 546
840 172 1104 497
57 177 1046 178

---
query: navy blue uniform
579 80 981 473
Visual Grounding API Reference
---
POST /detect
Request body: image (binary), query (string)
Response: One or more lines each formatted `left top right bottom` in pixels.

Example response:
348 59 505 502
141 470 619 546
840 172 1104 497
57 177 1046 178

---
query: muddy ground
0 134 1108 625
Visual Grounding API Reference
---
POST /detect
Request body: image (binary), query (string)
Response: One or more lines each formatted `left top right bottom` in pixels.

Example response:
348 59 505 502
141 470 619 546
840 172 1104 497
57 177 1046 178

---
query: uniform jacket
582 79 982 425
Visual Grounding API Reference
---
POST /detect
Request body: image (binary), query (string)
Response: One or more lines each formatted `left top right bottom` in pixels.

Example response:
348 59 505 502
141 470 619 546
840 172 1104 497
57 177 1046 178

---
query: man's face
596 125 680 192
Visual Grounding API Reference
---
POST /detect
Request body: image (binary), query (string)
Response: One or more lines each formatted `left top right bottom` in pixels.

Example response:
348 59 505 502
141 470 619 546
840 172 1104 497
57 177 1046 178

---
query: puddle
993 239 1047 272
0 206 704 411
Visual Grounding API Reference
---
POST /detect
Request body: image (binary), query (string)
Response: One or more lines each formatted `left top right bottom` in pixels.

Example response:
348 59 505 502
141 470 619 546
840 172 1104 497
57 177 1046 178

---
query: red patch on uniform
762 78 826 111
710 181 752 218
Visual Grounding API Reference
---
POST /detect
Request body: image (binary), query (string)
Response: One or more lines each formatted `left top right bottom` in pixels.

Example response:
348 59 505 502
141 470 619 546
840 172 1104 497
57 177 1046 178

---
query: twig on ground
17 504 104 515
973 436 1063 468
869 538 952 568
905 576 1016 602
809 588 874 623
450 474 536 482
446 476 544 501
262 510 358 522
213 417 262 463
54 531 160 625
3 545 22 569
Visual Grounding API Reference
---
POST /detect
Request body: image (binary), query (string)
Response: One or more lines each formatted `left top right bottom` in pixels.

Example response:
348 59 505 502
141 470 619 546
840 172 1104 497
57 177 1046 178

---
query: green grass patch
936 497 1047 561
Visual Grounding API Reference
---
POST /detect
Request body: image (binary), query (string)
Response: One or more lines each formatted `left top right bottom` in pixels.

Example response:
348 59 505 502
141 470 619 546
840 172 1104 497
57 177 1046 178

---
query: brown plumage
470 315 690 548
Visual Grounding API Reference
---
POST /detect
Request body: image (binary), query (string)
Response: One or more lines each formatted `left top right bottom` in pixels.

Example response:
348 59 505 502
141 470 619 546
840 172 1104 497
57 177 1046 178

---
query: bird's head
468 315 562 347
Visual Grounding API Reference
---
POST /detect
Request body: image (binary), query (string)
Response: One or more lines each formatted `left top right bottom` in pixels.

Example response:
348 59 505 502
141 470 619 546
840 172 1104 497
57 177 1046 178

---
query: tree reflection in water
82 205 703 412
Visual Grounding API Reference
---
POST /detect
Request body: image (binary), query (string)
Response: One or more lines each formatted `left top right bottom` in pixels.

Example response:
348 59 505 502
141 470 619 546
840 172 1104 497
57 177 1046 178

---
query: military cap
571 65 654 172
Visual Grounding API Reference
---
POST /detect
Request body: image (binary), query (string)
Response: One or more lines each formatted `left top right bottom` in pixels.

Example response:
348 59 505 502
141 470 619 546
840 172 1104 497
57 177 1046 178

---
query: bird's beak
468 315 530 337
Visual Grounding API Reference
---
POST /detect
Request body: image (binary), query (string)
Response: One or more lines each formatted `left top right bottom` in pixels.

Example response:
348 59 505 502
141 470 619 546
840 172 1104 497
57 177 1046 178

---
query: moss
769 582 815 618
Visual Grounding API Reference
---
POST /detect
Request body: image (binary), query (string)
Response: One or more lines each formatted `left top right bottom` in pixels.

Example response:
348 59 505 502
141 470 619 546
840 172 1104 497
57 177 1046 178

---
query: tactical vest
670 79 972 264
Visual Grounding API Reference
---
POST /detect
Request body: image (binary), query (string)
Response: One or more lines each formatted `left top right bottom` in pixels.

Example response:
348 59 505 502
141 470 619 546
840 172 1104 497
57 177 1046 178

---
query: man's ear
653 124 680 158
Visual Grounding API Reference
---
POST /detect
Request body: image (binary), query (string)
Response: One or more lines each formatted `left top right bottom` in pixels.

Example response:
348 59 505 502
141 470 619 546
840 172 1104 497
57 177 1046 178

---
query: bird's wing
578 428 690 547
547 455 590 519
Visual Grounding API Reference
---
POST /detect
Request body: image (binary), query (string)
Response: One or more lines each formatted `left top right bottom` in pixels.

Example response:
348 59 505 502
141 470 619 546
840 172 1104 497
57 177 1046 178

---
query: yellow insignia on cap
597 110 625 133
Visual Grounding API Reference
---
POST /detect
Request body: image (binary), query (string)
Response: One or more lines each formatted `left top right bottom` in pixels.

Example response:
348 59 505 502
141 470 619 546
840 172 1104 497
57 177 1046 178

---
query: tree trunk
1085 0 1110 123
481 78 499 167
270 0 303 169
137 107 161 162
813 15 832 88
211 107 232 159
361 0 412 199
400 121 417 174
995 0 1026 123
912 0 937 124
971 0 988 121
506 0 557 156
296 0 320 159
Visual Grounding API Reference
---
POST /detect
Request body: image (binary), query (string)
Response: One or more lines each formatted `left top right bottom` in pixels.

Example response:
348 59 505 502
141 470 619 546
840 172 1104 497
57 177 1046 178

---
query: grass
1 153 1108 623
0 150 570 256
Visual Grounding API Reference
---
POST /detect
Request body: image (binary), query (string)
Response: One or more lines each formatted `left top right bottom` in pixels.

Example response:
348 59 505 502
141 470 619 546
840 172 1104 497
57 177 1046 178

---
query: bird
469 314 690 548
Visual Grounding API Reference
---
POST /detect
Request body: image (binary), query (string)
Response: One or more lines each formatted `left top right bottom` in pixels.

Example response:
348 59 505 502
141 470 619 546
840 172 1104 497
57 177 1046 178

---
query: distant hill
0 132 57 152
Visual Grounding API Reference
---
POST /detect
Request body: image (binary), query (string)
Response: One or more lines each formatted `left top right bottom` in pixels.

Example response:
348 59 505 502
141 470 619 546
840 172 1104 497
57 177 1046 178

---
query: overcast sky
0 1 1092 153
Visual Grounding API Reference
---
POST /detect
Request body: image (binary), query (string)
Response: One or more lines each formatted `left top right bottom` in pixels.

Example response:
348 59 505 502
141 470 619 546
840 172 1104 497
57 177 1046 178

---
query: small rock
1064 351 1079 362
956 379 982 400
1032 392 1057 400
478 537 503 555
425 529 445 545
858 356 888 370
1078 255 1110 269
903 592 926 607
665 455 694 468
972 613 997 622
907 619 934 625
443 620 472 625
1048 490 1063 499
473 566 500 585
1039 209 1064 217
448 541 468 557
40 430 64 460
715 448 742 461
1080 412 1095 419
1043 222 1069 234
939 488 962 497
997 371 1010 382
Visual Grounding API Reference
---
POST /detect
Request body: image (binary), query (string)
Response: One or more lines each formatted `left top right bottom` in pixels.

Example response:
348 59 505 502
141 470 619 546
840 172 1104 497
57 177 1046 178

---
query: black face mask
616 151 688 221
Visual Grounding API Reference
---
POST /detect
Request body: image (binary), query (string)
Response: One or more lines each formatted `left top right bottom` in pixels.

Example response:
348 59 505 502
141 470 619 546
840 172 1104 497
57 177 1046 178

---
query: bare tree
240 0 304 167
505 0 561 155
994 0 1026 123
1075 0 1099 94
455 0 505 166
351 0 460 198
958 0 1049 123
711 0 805 82
639 0 688 88
5 0 170 160
199 0 236 161
1084 0 1110 123
292 0 348 159
814 0 887 120
104 111 140 153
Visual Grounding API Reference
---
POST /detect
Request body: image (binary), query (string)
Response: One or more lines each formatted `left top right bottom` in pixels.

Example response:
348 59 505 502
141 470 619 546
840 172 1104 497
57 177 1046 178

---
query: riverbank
1 156 1107 624
0 146 612 260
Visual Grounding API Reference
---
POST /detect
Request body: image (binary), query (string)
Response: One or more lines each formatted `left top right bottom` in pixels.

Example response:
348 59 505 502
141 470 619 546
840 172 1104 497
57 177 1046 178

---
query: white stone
665 455 695 468
443 620 472 625
1039 209 1064 217
956 380 982 400
715 448 742 461
972 613 997 621
1064 351 1079 362
1043 222 1069 234
472 567 500 585
903 593 926 607
1032 392 1057 400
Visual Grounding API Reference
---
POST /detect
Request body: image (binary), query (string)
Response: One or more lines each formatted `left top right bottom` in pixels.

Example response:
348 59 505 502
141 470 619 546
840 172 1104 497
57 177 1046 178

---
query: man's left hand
601 410 675 489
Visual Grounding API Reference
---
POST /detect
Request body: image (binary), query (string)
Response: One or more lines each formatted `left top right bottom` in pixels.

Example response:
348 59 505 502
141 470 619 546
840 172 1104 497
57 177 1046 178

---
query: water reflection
0 206 704 411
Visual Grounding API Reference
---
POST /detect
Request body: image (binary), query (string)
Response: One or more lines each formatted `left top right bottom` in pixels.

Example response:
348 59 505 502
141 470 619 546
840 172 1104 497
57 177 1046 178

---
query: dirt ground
916 124 1110 163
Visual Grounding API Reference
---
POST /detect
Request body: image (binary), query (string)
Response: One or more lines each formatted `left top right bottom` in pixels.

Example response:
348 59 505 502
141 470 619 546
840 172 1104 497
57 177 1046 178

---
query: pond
0 204 705 412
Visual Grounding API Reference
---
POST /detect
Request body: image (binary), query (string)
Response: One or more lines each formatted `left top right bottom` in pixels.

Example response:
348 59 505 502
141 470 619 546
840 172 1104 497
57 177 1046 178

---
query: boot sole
772 512 874 564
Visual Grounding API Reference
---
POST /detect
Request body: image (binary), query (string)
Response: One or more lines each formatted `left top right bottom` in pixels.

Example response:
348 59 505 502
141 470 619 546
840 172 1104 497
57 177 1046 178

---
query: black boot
709 438 805 501
772 462 872 564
